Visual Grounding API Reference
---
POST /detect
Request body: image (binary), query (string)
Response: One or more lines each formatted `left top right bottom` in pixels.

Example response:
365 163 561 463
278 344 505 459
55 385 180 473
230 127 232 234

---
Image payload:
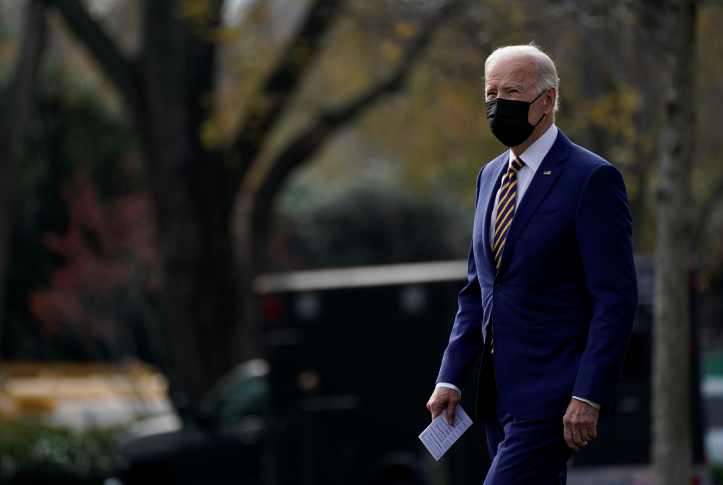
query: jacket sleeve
572 163 638 408
435 167 486 390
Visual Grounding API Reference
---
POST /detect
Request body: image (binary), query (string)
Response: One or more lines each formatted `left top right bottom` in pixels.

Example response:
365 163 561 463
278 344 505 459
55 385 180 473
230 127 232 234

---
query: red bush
28 171 163 340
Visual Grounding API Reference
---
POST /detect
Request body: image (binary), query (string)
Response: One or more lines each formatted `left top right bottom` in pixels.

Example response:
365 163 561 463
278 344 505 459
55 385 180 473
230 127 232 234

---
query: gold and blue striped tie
493 157 525 271
489 157 524 355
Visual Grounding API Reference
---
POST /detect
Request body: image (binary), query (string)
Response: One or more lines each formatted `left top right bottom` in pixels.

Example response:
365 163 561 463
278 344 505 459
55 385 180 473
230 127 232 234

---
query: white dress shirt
436 124 601 410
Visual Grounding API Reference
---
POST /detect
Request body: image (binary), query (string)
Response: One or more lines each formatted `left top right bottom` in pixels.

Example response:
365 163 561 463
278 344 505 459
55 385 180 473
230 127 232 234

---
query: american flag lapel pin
543 170 552 175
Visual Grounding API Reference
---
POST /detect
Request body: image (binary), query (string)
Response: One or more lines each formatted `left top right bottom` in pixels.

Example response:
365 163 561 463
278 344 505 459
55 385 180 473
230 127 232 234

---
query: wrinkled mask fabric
485 90 546 147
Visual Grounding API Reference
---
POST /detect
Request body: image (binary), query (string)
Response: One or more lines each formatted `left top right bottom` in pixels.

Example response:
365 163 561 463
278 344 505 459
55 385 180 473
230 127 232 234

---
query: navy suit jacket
436 130 638 421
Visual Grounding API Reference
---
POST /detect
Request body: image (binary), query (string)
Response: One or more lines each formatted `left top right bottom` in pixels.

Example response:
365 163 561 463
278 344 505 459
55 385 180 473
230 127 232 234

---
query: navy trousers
478 324 573 484
483 395 573 485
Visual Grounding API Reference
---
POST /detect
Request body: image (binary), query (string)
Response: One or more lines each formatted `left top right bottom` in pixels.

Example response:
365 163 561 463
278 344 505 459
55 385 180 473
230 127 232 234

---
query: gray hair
484 43 560 112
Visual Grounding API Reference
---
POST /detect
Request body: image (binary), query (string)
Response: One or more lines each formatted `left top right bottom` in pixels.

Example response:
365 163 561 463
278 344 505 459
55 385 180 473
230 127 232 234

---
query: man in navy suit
426 44 638 484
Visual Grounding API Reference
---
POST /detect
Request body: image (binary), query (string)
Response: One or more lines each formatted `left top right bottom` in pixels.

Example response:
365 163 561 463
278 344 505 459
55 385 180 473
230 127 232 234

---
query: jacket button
494 284 502 292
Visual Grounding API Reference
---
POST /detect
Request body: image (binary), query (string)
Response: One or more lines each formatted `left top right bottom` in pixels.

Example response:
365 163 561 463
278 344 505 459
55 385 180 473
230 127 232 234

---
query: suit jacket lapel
482 156 509 275
496 131 572 274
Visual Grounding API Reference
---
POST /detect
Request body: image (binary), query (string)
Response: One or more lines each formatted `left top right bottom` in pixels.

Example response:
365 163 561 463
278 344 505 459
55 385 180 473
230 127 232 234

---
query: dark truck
115 258 705 485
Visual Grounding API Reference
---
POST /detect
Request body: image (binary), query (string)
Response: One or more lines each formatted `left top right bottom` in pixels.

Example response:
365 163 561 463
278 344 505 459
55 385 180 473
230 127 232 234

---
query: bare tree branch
226 0 343 192
42 0 142 115
249 0 462 270
0 0 47 354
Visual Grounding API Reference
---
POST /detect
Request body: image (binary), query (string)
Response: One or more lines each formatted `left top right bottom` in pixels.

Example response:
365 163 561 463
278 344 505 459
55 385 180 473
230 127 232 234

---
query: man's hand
426 386 461 425
563 398 599 451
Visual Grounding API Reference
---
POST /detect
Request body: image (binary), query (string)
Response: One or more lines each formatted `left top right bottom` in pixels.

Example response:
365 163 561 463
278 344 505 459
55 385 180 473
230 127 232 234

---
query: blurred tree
38 0 457 400
3 57 165 364
0 0 46 356
36 0 344 398
652 0 696 483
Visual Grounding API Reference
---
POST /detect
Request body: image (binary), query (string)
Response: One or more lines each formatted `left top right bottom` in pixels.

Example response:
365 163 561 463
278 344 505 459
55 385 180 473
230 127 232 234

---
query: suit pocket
528 209 562 224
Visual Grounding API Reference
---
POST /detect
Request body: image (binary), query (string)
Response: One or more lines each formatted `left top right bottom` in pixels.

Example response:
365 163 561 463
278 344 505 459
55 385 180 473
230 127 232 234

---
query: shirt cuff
436 382 461 394
572 396 601 409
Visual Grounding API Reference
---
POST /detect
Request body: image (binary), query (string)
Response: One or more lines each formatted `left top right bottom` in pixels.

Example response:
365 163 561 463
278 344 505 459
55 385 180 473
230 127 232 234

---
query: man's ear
546 88 556 113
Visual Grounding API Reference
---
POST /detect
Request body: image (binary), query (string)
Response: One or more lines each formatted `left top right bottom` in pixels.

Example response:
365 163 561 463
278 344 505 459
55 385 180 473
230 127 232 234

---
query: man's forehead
485 57 536 87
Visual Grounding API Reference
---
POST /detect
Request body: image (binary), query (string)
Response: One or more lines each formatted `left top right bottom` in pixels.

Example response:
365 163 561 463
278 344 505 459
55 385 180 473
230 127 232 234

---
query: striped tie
489 157 524 355
493 157 525 271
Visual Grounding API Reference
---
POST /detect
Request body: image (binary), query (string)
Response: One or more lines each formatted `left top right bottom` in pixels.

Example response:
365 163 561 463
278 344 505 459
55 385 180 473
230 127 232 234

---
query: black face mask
485 90 546 147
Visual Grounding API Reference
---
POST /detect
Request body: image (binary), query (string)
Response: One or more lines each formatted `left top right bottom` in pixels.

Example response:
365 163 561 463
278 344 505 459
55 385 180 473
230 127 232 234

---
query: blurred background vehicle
116 261 480 485
114 258 708 485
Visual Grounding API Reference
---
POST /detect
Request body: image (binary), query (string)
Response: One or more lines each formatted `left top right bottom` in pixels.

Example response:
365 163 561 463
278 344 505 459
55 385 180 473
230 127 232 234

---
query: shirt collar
508 124 558 173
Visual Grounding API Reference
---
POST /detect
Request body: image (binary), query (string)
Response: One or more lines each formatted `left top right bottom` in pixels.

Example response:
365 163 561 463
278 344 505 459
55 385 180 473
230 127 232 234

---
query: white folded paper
418 404 473 461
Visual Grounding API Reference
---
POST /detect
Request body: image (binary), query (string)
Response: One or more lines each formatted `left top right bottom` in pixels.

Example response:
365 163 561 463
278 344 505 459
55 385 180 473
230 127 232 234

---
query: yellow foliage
638 133 654 157
624 171 639 201
588 86 642 145
200 118 222 150
179 0 218 32
179 0 214 21
210 27 242 44
292 38 313 68
381 41 403 62
300 16 380 102
393 21 416 39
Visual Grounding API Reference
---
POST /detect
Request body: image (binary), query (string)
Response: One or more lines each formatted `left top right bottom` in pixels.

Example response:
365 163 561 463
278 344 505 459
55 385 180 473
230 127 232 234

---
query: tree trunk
136 0 241 399
0 0 46 356
652 1 696 483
